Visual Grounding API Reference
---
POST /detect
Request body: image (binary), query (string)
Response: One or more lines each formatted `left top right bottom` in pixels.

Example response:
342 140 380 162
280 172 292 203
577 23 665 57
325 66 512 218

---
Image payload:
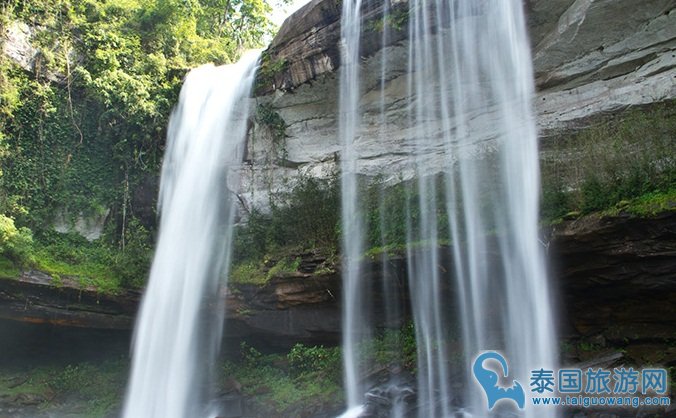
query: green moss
33 247 119 293
601 189 676 217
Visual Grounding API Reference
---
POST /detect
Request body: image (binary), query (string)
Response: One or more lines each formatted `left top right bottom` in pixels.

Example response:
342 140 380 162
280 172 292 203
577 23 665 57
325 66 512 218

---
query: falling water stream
122 0 557 416
339 0 366 412
122 52 259 418
339 0 558 417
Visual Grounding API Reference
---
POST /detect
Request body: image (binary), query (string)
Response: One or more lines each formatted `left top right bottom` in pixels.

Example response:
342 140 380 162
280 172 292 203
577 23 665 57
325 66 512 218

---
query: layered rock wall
239 0 675 210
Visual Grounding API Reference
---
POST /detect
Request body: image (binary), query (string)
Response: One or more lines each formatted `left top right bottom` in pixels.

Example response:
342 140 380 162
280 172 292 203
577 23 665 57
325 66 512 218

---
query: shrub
287 343 341 376
233 174 340 262
230 261 265 285
222 342 343 416
0 213 34 265
110 217 152 288
266 256 300 280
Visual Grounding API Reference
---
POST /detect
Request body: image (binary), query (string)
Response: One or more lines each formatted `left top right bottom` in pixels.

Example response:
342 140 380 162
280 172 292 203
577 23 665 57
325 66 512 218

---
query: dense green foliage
232 172 457 279
0 213 33 264
230 174 340 285
234 174 341 264
541 102 676 221
0 0 282 289
31 222 152 291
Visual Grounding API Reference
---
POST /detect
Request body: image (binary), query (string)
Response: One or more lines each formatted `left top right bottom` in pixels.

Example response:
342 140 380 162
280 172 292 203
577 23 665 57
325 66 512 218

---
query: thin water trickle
122 52 259 418
340 0 367 409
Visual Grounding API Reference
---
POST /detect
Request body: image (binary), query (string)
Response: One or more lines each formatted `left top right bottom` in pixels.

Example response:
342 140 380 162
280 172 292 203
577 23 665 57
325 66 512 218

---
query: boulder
2 21 68 83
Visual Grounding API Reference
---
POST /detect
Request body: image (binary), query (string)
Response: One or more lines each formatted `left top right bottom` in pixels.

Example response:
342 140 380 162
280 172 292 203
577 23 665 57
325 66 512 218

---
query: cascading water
338 0 558 416
122 52 259 418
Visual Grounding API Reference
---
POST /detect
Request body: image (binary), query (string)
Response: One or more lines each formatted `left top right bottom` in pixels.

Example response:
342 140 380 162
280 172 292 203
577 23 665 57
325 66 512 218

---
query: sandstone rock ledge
0 271 139 329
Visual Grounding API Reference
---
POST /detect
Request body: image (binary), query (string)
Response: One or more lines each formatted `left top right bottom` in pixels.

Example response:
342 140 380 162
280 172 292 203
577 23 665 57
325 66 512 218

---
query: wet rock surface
0 271 138 329
551 211 676 344
361 380 416 418
261 0 675 99
225 273 342 348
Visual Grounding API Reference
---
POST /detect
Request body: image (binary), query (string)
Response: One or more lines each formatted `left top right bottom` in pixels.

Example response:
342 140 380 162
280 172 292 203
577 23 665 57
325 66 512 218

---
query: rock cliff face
2 21 66 84
223 211 676 352
551 211 676 367
240 0 675 210
552 212 676 341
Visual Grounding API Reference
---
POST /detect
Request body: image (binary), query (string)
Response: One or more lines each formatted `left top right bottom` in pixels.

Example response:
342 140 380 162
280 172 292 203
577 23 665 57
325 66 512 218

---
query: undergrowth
0 357 127 417
223 342 343 416
222 323 418 416
0 220 152 292
541 102 675 221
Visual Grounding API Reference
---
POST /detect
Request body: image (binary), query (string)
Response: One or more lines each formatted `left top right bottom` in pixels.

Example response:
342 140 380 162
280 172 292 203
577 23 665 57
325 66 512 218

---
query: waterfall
122 52 259 418
338 0 558 416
